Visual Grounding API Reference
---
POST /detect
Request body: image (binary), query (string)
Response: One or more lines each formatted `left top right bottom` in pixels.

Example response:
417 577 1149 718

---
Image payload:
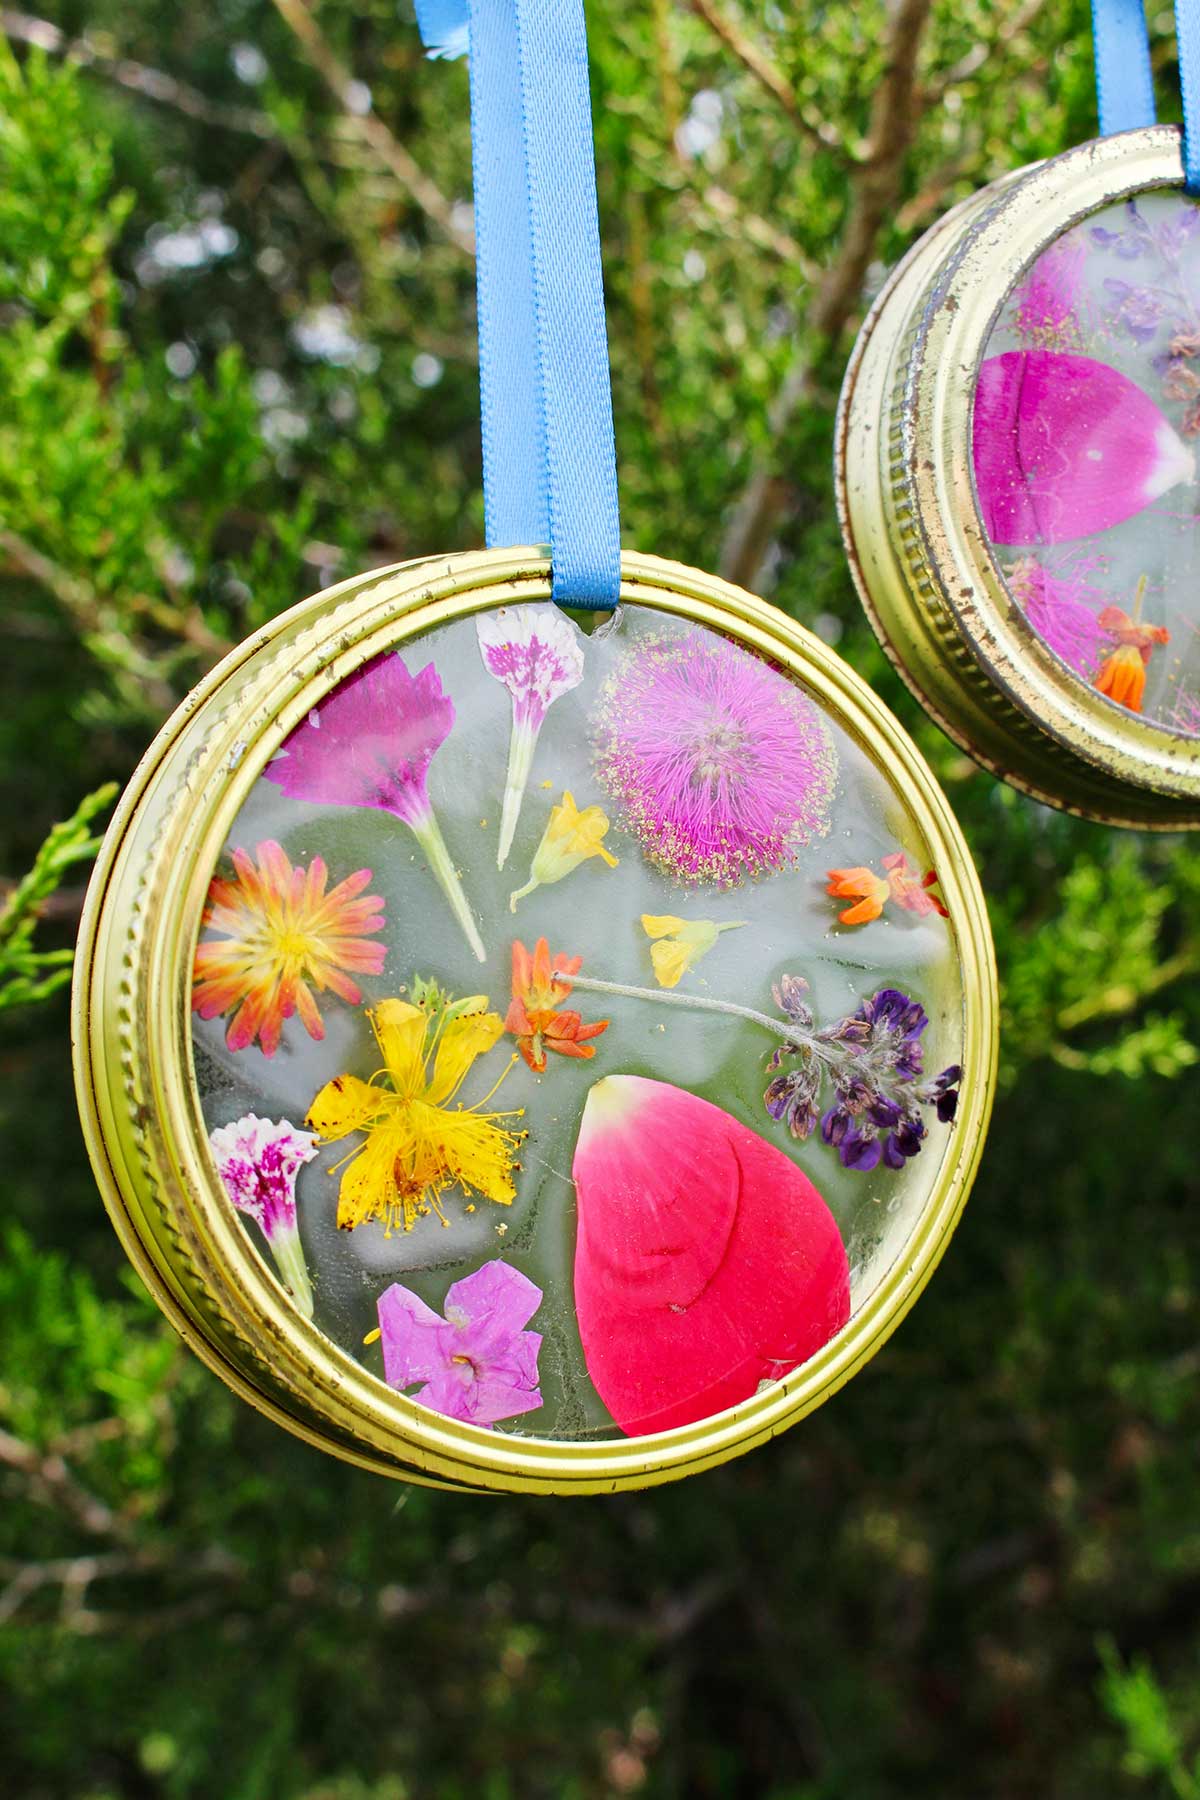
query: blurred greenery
1 1 1199 1794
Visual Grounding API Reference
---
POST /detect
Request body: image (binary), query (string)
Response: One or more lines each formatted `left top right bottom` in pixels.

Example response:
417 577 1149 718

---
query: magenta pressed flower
209 1113 318 1315
477 604 585 867
375 1260 543 1427
592 630 836 886
263 652 485 961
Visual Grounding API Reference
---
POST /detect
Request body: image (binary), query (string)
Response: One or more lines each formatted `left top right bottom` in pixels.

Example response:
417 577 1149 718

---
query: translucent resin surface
191 601 968 1442
976 190 1200 733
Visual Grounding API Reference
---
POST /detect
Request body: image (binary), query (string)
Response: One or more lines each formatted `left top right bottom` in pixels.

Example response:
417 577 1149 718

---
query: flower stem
567 970 797 1046
1132 571 1148 624
412 810 487 963
267 1223 314 1318
497 719 538 870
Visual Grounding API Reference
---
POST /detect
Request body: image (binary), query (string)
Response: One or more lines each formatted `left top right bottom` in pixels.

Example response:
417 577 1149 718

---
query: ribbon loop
418 0 622 608
1177 0 1200 193
1091 0 1156 136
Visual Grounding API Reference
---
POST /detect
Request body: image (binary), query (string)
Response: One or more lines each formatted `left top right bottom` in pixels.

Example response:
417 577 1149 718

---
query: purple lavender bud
936 1087 959 1123
841 1130 882 1172
764 1075 794 1121
893 1116 926 1159
868 1095 904 1129
821 1106 851 1147
773 974 813 1025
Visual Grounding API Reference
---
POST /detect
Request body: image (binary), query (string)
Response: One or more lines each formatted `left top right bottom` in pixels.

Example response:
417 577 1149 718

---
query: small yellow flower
509 790 618 911
640 914 746 989
306 996 524 1235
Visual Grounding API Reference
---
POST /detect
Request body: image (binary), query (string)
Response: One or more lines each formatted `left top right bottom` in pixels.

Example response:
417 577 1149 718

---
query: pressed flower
306 994 524 1235
263 652 486 962
1093 586 1171 713
767 981 962 1171
477 604 585 868
593 628 836 887
375 1260 543 1428
210 1113 318 1316
505 937 609 1072
1013 231 1085 349
974 350 1194 545
824 866 889 926
508 790 618 911
1095 642 1149 710
825 853 947 927
564 962 960 1173
192 840 386 1058
1006 556 1107 680
639 914 746 988
572 1076 850 1436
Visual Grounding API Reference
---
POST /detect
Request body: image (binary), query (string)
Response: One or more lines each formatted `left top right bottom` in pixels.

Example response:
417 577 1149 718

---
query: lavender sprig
763 979 960 1173
565 966 960 1174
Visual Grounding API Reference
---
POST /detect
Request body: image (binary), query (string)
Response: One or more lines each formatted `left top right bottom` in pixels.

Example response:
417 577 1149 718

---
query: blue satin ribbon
1177 0 1200 193
1091 0 1156 135
416 0 621 608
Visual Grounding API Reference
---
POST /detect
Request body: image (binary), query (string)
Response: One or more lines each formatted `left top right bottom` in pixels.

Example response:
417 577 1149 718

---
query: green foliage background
2 2 1199 1794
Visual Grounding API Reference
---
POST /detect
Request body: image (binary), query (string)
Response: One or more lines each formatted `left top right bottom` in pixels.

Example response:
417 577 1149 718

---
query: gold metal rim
920 127 1200 803
73 548 998 1494
839 127 1200 825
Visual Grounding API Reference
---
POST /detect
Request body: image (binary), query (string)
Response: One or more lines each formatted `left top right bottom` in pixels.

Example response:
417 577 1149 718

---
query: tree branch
918 0 1051 108
719 0 935 591
1 10 278 138
269 0 474 256
687 0 847 156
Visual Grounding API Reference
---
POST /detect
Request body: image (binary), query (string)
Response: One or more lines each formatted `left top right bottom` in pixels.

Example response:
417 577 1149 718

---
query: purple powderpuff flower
1013 232 1085 347
593 629 837 888
210 1113 318 1315
264 652 485 961
1005 557 1107 680
477 604 586 869
375 1260 544 1428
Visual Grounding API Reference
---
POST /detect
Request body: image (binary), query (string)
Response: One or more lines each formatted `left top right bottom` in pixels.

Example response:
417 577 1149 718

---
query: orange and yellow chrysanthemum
192 839 386 1057
505 937 609 1071
307 995 525 1234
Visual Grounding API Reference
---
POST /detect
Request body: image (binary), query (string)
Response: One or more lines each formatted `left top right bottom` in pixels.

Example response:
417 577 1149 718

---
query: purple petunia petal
376 1282 451 1390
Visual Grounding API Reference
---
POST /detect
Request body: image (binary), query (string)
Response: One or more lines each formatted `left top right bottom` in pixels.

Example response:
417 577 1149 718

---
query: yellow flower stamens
307 993 524 1236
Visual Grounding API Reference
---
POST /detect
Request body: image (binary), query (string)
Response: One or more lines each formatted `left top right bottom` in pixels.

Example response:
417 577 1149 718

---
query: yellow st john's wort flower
509 790 618 911
640 914 747 989
306 997 524 1235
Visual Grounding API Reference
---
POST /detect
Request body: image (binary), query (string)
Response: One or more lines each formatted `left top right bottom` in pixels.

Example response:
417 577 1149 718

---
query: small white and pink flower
210 1113 318 1316
477 604 585 867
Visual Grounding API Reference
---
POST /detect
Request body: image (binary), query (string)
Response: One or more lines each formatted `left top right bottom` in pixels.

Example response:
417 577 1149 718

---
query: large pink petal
572 1076 850 1437
973 350 1194 544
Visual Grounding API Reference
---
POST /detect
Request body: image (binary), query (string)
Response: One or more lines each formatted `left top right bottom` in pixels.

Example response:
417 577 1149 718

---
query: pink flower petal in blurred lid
973 350 1194 545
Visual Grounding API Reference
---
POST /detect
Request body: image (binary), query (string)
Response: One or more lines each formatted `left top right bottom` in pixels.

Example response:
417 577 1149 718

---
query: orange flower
1094 642 1148 710
881 852 949 919
1094 603 1171 713
826 853 947 926
505 937 609 1073
193 840 386 1057
825 866 890 925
